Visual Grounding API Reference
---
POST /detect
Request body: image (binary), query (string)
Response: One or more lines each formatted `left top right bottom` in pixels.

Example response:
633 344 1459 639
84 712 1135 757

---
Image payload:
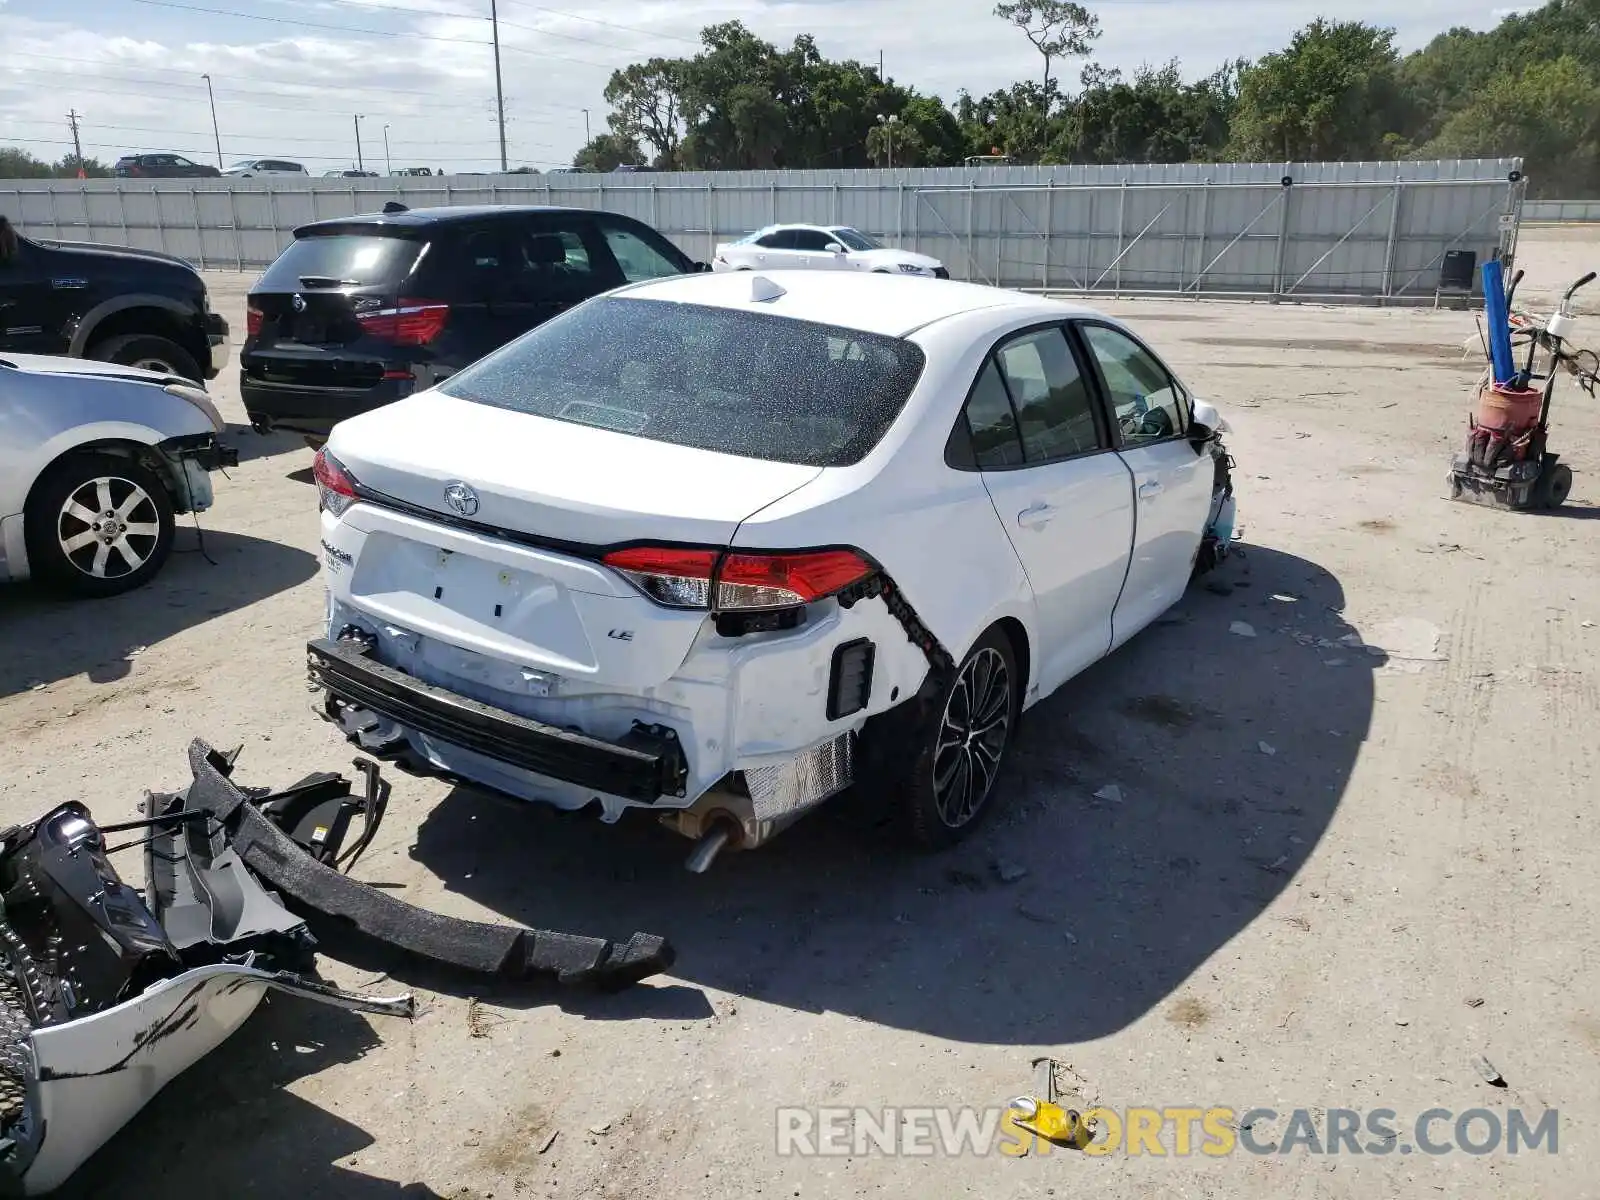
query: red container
1475 382 1542 432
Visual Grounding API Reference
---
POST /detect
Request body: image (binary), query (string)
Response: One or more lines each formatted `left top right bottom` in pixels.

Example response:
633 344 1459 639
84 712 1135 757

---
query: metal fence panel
1 159 1523 301
1523 199 1600 223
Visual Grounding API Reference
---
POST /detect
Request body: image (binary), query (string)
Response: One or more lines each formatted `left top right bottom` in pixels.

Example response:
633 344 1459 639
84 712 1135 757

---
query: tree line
577 0 1600 196
0 150 111 179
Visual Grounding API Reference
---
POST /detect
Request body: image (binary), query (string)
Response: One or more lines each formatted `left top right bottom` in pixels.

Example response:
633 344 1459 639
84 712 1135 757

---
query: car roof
294 205 605 235
616 271 1101 339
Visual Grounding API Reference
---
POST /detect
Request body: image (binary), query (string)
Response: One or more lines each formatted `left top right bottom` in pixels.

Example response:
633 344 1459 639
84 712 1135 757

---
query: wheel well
24 440 187 519
992 617 1032 697
84 306 206 367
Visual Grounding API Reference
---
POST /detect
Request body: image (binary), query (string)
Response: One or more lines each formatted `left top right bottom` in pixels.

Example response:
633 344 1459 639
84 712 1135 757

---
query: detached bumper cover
308 637 690 802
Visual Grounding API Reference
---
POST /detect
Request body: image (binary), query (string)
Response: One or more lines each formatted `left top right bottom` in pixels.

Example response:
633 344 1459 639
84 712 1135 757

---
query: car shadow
401 545 1370 1045
0 530 317 697
225 422 307 463
55 997 441 1200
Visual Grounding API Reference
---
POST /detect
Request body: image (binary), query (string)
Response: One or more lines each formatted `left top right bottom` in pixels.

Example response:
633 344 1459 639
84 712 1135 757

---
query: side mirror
824 242 846 254
1188 399 1225 450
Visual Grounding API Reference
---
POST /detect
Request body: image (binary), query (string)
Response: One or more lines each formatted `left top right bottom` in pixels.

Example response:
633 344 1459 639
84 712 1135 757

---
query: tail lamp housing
312 448 359 517
602 546 875 613
355 298 449 346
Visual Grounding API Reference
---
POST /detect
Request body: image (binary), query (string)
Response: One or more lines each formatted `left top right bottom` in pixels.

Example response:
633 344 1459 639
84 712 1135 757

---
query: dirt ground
3 225 1598 1199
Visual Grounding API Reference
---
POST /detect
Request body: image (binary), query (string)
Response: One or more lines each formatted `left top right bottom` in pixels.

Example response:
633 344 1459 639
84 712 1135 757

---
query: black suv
241 205 702 443
113 153 222 179
0 218 229 382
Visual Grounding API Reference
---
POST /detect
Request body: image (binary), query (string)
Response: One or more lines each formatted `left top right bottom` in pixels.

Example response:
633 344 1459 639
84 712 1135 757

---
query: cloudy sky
0 0 1522 172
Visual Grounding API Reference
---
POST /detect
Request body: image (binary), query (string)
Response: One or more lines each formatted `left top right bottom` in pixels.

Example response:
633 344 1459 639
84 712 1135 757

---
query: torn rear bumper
308 637 688 803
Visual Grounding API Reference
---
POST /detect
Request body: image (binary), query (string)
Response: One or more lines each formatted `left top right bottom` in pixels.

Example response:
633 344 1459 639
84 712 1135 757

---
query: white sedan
714 224 947 277
307 271 1236 868
0 354 235 596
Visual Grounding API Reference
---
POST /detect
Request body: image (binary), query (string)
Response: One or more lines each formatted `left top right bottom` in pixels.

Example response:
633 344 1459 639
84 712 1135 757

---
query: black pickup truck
0 216 229 384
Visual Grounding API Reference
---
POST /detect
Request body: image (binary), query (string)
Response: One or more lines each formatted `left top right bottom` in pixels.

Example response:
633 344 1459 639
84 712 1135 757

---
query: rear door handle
1137 479 1163 500
1017 502 1058 529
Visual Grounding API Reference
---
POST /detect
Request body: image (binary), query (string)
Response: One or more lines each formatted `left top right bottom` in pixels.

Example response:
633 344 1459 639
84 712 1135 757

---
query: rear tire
90 333 203 383
24 452 176 598
1541 463 1573 509
885 627 1020 851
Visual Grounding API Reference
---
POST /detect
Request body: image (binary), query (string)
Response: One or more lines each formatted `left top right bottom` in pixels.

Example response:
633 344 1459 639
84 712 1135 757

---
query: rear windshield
439 297 927 467
257 233 423 290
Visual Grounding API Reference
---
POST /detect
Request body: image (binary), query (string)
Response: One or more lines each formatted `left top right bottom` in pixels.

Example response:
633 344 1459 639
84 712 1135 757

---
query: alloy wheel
931 646 1012 828
56 476 163 579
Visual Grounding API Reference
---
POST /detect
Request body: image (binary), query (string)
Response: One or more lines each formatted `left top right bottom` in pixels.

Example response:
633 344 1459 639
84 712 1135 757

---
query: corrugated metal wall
1 159 1525 300
1523 199 1600 223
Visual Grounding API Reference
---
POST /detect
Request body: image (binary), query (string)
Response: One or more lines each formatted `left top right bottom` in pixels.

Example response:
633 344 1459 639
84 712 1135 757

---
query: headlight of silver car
163 383 226 434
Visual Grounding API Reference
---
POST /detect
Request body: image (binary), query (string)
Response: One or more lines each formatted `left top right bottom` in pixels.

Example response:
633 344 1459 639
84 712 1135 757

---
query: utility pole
383 124 392 176
201 76 223 168
66 110 84 173
490 0 508 171
878 50 884 81
582 108 591 145
354 114 365 172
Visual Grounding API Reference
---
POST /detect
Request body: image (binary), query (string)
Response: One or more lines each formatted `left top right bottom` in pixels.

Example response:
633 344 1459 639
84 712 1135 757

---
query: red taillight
246 304 263 337
601 546 874 611
718 550 874 608
602 547 717 608
355 298 449 346
312 448 358 516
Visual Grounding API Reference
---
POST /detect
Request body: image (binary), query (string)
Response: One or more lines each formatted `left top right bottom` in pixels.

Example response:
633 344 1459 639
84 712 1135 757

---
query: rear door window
256 233 423 291
791 229 835 251
439 296 926 467
994 327 1103 461
756 230 795 249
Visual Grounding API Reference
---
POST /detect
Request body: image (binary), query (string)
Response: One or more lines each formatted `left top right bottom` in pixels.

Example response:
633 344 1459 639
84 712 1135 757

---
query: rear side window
439 297 926 467
257 234 423 290
963 360 1025 468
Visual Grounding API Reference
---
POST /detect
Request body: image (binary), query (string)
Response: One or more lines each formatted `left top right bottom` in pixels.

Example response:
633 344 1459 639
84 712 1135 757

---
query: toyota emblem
443 481 479 517
291 293 307 313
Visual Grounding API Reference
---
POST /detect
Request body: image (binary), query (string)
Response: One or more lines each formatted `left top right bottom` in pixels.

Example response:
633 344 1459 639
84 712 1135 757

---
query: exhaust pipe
684 823 735 874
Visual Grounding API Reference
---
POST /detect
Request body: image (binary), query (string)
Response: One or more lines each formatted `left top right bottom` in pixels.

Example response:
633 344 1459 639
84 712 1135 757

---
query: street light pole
354 114 365 172
383 124 392 176
201 74 223 168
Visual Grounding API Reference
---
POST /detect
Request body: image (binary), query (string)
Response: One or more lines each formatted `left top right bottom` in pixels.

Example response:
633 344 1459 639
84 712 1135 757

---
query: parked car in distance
713 224 948 277
241 204 703 445
0 353 237 596
113 154 221 179
307 270 1236 869
0 216 230 383
322 169 380 178
224 159 308 178
392 167 435 177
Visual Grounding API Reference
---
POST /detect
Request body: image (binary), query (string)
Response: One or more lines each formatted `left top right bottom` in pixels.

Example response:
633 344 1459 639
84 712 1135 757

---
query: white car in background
224 159 308 178
0 354 235 597
714 224 948 277
307 271 1235 869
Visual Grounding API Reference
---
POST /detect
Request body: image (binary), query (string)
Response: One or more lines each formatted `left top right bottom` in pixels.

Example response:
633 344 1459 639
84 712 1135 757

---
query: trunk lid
332 389 823 547
329 391 822 690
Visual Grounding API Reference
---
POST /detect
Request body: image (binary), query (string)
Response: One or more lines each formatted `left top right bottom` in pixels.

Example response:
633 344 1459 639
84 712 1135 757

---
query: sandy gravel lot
3 225 1598 1199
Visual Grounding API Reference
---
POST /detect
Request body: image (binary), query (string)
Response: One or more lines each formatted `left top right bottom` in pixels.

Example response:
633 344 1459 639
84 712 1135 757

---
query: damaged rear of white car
309 272 1236 868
